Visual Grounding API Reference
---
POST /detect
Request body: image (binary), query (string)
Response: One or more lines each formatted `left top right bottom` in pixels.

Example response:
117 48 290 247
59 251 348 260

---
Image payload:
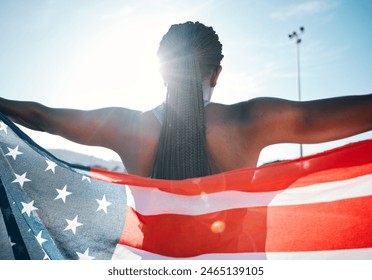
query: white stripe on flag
125 174 372 216
112 244 372 260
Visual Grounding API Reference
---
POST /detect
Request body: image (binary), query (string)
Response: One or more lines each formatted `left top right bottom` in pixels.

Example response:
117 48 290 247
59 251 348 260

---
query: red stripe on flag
89 140 372 258
266 196 372 252
91 140 372 195
119 196 372 258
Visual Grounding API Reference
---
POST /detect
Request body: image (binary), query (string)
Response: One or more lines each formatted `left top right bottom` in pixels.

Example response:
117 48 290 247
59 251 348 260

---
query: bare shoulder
108 107 161 143
104 107 162 175
205 100 276 170
206 97 302 148
207 97 295 124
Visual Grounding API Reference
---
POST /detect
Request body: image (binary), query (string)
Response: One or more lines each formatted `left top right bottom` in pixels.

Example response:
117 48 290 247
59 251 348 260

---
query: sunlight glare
210 220 225 234
55 20 165 111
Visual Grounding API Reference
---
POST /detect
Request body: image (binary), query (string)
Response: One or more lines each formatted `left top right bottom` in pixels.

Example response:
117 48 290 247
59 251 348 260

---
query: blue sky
1 0 371 165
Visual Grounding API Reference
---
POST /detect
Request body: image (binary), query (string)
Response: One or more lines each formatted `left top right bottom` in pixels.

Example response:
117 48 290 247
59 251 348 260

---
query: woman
0 21 371 180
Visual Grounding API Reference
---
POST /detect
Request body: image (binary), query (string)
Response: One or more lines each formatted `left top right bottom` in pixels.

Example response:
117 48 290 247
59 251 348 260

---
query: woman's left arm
250 94 372 147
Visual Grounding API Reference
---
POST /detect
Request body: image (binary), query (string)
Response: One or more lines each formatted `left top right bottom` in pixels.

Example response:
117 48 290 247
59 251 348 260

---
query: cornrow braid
151 21 223 180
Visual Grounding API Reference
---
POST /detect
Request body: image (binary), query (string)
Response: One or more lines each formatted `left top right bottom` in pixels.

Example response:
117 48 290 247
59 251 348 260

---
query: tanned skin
1 68 371 177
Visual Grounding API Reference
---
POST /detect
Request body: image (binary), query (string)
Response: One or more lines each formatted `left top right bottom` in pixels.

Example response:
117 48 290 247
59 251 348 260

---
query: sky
1 0 371 166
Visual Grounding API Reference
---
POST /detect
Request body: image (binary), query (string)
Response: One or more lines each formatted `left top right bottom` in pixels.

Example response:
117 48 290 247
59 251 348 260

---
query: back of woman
1 21 370 180
108 21 372 179
150 21 224 180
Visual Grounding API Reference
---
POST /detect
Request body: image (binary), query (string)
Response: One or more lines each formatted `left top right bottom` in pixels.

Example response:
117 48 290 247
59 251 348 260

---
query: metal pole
289 27 305 157
296 42 303 157
297 42 301 103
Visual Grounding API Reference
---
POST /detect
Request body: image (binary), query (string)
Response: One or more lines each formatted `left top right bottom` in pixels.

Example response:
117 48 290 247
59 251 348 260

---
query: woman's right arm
240 94 372 149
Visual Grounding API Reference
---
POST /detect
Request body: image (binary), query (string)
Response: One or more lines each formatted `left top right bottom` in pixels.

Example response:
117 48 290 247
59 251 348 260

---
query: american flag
0 113 126 260
1 112 372 260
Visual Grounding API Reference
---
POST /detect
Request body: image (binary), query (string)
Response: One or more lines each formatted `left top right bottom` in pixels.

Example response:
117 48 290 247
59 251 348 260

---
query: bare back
117 102 262 177
114 93 372 177
1 94 370 177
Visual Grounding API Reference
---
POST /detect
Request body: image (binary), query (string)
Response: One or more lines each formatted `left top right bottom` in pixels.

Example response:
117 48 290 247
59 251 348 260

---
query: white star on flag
9 237 16 247
12 172 31 188
45 159 58 173
64 215 83 234
0 121 8 134
43 251 50 260
76 248 95 260
35 231 48 245
55 185 72 203
21 200 38 217
96 195 112 214
82 175 91 183
5 145 23 160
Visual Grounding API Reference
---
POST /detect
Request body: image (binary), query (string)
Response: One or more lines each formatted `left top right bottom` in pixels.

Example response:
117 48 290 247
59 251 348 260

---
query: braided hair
151 22 223 180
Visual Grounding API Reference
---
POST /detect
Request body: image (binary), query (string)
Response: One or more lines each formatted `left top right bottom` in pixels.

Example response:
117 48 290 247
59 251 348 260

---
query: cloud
214 62 278 104
101 5 137 20
303 41 350 62
270 1 338 20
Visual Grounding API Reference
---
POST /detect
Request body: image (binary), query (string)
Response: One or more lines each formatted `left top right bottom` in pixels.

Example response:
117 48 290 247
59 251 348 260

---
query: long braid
151 22 223 180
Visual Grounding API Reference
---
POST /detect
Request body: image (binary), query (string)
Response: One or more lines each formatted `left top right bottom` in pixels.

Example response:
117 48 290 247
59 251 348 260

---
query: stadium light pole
288 26 305 157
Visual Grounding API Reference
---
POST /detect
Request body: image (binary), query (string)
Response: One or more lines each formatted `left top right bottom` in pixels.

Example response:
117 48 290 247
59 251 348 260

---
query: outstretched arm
0 97 141 151
244 94 372 148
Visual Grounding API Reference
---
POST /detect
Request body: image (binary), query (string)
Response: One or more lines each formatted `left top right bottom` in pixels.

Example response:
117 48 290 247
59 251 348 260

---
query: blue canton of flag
0 113 127 260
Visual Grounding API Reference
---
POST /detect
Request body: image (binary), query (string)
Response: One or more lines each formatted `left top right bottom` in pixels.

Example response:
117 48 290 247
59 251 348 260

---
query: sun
55 21 166 111
26 21 169 162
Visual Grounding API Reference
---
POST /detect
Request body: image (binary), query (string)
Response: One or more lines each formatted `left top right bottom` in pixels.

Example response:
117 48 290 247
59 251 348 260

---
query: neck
164 82 214 108
202 83 214 105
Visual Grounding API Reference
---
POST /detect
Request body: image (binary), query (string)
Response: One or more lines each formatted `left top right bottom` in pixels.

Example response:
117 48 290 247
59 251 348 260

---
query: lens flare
211 220 225 233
